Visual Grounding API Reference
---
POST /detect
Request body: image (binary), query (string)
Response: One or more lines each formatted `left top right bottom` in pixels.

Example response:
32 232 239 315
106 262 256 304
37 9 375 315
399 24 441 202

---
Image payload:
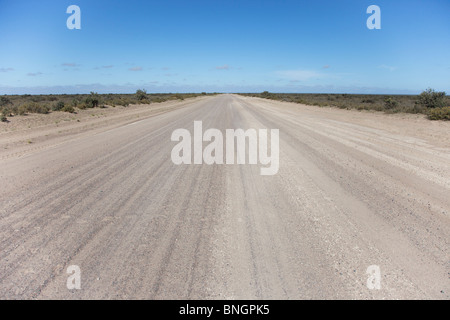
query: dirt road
0 94 449 299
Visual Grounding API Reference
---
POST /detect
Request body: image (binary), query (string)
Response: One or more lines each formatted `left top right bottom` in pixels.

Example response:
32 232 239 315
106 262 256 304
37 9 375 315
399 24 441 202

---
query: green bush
428 107 450 120
136 89 147 101
31 96 46 103
384 97 398 110
1 106 12 116
261 91 277 99
1 108 9 122
84 93 99 108
416 88 446 109
71 99 80 107
52 101 65 111
112 98 131 107
172 94 184 101
152 97 165 103
0 96 12 107
18 102 49 114
17 105 27 115
62 105 75 113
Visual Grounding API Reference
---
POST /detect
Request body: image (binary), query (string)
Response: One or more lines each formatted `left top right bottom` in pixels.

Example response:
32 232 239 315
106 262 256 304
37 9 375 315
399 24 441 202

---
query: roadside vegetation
240 88 450 120
0 91 211 122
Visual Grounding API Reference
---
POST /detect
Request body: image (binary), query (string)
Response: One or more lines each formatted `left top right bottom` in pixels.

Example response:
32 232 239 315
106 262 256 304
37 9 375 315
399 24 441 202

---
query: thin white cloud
94 65 114 70
129 66 143 71
216 65 231 70
0 68 14 72
378 65 397 72
62 63 80 67
27 72 43 76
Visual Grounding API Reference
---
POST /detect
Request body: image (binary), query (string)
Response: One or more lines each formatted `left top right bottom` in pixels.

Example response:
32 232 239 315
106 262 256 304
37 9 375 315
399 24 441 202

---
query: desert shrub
17 105 27 115
52 101 65 111
37 104 50 114
108 98 129 107
428 107 450 120
172 94 184 100
84 92 99 108
384 97 398 110
373 105 385 112
356 105 369 111
113 98 131 107
261 91 273 99
62 105 75 113
2 106 12 116
19 102 49 114
0 96 12 107
260 91 282 100
136 89 147 101
31 96 45 103
109 99 121 106
152 97 165 103
238 92 446 118
416 88 446 109
35 104 50 114
71 99 80 107
411 104 425 114
1 106 12 121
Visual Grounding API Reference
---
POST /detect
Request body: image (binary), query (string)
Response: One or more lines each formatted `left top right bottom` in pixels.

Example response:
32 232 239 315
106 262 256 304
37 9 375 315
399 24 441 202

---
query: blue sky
0 0 449 94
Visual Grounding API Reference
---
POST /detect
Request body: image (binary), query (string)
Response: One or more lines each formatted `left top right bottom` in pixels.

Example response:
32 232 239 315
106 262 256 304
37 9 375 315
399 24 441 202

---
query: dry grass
0 92 213 121
239 91 450 120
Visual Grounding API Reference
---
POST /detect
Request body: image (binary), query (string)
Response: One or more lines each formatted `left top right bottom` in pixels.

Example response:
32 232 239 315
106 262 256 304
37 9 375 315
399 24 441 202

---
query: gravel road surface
0 94 449 299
